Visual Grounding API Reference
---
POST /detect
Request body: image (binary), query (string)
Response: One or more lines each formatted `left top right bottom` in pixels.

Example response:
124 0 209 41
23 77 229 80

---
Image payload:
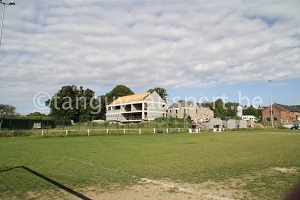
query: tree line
1 84 263 127
204 99 263 119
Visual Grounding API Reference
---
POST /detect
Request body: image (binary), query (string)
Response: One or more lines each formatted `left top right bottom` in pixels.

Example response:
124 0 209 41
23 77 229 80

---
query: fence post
139 128 141 134
106 129 109 134
154 128 156 134
88 129 90 136
166 128 169 134
66 130 68 136
41 130 44 136
124 129 126 134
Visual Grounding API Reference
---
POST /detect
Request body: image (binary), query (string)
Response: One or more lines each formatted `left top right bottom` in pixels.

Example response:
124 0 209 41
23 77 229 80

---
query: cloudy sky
0 0 299 114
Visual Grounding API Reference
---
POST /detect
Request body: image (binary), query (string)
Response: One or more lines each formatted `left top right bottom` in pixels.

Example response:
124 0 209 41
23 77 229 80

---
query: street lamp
0 0 15 49
268 80 274 128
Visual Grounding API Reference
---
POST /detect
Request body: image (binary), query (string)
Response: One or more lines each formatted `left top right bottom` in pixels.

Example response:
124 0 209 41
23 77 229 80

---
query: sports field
1 130 300 199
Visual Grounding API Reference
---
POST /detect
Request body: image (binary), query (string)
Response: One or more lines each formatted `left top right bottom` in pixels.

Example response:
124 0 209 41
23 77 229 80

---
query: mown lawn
0 130 299 199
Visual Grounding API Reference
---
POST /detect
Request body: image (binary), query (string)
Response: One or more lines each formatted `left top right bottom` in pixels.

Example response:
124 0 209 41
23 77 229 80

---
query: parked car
291 124 299 130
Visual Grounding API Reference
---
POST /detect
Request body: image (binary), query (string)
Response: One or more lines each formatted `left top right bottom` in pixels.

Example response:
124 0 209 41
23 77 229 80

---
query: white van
242 115 257 122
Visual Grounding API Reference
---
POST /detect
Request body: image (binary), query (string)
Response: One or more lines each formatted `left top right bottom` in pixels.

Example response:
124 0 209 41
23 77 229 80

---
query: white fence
40 128 188 136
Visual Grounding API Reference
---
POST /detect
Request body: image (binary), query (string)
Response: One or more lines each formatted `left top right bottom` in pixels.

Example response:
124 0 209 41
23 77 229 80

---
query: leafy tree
0 104 18 129
27 112 46 117
95 85 134 120
205 100 242 118
106 85 134 104
78 87 96 118
45 85 98 123
213 99 227 117
147 87 168 101
204 101 214 111
93 94 107 120
205 99 263 119
256 106 263 119
243 105 258 117
224 102 240 117
186 115 192 123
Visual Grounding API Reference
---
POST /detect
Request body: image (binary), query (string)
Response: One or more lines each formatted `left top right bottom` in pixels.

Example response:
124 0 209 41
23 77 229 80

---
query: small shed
189 124 200 133
237 120 247 129
208 118 223 132
227 119 237 129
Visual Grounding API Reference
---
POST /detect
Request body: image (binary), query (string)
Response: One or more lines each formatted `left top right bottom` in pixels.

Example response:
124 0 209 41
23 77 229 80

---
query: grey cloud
0 1 299 113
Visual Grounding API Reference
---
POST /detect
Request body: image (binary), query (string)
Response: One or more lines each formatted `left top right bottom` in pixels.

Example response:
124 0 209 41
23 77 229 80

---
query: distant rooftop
169 100 208 109
272 103 300 112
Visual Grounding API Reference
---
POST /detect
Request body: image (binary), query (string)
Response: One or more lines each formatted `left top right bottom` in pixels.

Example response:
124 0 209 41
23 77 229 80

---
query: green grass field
1 130 300 199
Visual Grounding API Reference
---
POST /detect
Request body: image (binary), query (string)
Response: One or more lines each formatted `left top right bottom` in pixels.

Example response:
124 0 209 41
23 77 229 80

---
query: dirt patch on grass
272 167 299 174
6 177 255 199
80 178 253 200
25 189 79 200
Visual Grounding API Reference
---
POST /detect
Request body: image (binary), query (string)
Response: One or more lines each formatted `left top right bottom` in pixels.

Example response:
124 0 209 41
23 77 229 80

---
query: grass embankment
0 130 299 199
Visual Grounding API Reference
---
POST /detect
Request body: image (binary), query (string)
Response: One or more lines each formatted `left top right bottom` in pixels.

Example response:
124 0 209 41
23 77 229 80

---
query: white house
106 91 166 122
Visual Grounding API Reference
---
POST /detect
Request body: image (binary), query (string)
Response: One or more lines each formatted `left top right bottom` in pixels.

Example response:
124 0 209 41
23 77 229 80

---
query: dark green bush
13 130 32 137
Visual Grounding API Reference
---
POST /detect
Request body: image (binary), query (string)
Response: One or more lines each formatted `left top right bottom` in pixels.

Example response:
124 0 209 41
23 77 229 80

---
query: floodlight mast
268 80 274 128
0 0 15 49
